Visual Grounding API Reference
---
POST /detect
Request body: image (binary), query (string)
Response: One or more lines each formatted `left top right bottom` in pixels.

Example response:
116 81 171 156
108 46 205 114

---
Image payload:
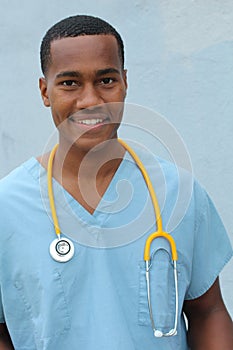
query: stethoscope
47 139 178 338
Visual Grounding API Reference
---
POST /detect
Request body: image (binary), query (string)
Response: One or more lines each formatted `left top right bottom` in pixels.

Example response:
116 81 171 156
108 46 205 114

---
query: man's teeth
77 118 104 125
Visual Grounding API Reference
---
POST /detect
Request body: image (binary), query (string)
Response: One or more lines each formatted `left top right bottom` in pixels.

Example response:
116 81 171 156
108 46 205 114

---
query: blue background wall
1 0 233 315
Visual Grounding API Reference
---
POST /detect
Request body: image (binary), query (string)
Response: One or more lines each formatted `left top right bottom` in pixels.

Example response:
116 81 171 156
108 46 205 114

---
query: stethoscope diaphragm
49 237 74 262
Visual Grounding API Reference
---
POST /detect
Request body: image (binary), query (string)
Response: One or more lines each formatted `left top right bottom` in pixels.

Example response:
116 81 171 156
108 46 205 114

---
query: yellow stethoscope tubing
118 139 178 262
47 139 178 262
47 143 61 238
144 232 178 261
118 139 163 233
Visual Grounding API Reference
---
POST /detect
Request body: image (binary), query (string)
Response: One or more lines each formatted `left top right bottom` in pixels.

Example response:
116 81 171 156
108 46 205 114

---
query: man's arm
0 324 14 350
183 277 233 350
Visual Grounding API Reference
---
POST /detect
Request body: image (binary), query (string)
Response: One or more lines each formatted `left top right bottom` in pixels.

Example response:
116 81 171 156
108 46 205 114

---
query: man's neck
54 137 125 181
38 137 126 214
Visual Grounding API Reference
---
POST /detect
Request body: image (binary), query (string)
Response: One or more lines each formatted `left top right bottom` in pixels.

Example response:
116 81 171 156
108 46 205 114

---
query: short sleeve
0 287 5 323
185 182 233 300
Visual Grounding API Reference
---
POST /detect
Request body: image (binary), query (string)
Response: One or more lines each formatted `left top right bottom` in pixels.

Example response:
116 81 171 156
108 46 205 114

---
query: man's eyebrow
55 68 120 80
96 68 120 76
56 71 82 79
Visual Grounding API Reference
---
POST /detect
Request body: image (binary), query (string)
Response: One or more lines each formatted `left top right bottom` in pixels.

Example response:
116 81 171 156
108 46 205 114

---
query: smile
76 118 105 125
68 112 111 129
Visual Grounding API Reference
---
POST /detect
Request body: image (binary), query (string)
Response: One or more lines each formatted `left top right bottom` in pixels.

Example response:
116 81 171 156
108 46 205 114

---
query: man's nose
76 84 103 110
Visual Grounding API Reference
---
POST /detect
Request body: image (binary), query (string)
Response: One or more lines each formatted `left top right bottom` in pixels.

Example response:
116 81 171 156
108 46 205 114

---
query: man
0 15 232 350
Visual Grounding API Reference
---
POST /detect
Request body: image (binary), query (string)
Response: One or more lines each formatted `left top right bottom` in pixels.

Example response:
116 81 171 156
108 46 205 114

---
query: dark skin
184 278 233 349
0 35 232 349
0 324 14 349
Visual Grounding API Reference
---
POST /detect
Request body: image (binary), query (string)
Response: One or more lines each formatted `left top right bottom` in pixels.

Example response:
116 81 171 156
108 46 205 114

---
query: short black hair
40 15 125 76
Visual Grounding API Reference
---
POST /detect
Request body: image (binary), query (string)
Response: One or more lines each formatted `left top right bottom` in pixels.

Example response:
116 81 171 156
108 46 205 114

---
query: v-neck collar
25 151 133 228
62 152 131 226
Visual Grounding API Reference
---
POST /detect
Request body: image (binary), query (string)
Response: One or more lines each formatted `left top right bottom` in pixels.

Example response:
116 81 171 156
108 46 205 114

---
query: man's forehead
50 34 119 53
48 35 122 73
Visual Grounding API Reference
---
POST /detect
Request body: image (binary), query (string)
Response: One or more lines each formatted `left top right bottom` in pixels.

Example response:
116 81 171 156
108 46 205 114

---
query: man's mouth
68 112 111 129
75 117 106 126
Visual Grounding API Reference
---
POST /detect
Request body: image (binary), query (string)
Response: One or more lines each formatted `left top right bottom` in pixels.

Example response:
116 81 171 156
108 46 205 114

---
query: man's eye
62 80 77 86
101 78 114 85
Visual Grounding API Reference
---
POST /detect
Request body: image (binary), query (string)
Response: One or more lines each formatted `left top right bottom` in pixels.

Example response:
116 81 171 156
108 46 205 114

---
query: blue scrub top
0 147 232 350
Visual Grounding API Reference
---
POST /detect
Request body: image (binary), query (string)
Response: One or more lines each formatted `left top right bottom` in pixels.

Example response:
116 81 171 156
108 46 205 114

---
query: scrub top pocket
14 269 71 348
138 244 178 334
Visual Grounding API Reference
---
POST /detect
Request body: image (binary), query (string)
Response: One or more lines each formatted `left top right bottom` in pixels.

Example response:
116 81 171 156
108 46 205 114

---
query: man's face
39 34 127 152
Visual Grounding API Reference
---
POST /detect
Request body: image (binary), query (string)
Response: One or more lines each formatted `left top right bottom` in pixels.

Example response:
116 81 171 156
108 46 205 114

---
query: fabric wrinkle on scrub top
0 146 232 350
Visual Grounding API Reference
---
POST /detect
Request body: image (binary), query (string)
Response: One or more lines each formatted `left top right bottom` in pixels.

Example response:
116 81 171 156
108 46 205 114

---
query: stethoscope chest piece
50 238 74 262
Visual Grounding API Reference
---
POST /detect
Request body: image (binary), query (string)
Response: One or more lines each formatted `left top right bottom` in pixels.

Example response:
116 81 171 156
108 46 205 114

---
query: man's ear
39 77 50 107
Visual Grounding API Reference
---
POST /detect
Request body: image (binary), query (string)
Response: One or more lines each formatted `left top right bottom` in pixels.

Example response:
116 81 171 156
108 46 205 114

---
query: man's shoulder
131 145 193 184
0 158 44 235
0 158 40 195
